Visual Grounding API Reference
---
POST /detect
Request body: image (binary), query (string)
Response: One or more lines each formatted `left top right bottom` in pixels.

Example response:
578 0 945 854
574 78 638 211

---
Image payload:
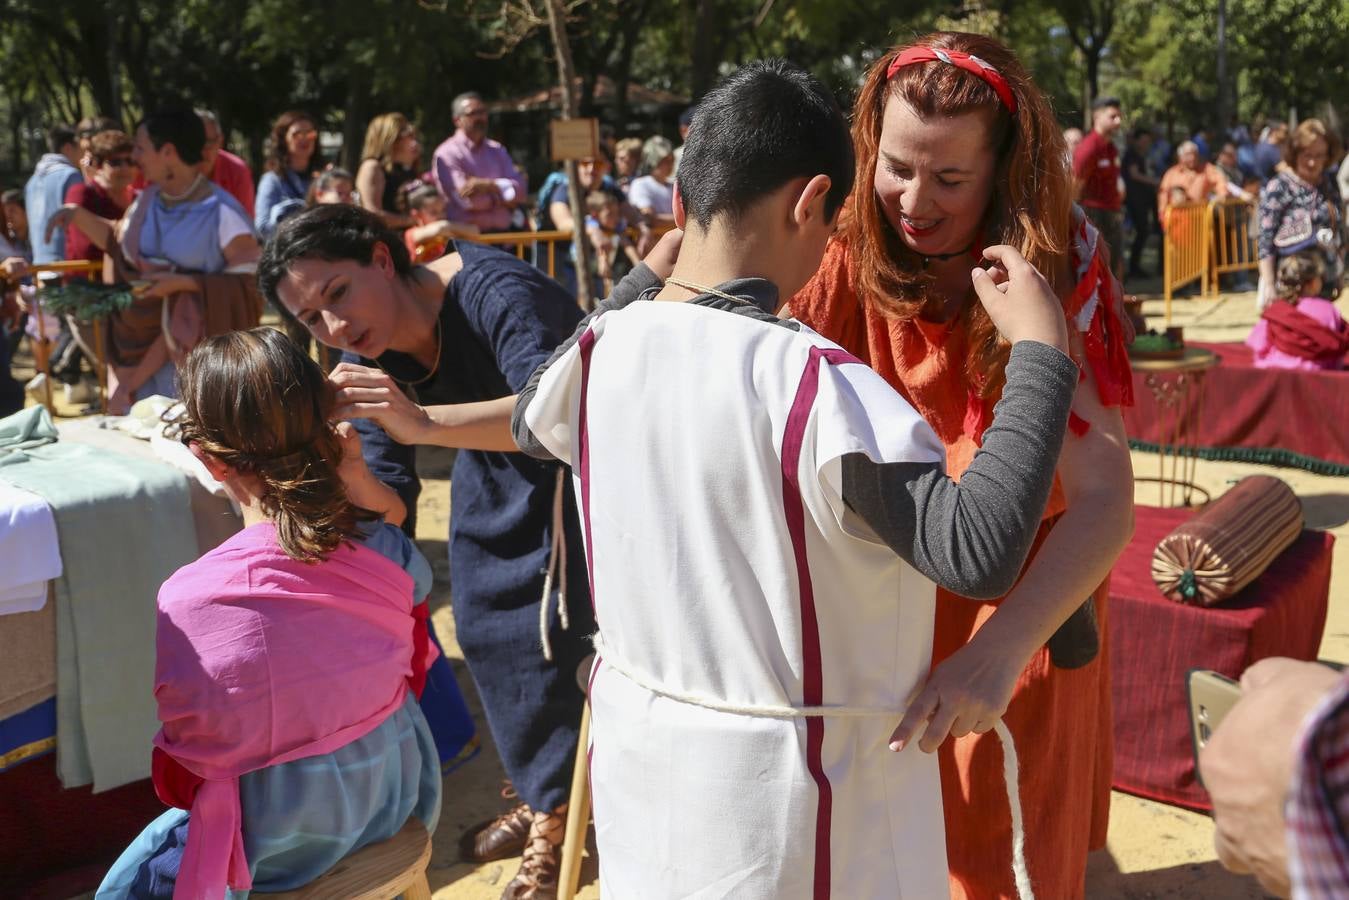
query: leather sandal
459 783 534 863
500 804 566 900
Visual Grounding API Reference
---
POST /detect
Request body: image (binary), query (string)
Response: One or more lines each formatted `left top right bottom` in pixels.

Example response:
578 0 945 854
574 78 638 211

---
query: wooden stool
261 817 433 900
558 655 595 900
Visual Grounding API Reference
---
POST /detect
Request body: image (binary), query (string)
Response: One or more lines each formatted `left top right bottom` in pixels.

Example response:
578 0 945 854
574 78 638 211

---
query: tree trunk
341 77 364 171
688 0 721 100
544 0 595 310
103 4 122 123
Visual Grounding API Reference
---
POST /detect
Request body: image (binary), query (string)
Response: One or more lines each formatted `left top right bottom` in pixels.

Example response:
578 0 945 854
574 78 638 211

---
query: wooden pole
544 0 596 310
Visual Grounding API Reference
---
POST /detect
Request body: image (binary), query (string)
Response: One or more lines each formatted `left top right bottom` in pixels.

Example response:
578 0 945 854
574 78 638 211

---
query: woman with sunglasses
63 129 138 269
254 111 323 240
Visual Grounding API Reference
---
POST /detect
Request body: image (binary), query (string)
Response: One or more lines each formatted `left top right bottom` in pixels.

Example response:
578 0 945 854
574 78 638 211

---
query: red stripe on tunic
577 327 598 616
781 344 854 898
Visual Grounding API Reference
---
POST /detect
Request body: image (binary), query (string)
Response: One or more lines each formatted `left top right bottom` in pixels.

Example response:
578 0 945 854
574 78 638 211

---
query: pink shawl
151 523 438 899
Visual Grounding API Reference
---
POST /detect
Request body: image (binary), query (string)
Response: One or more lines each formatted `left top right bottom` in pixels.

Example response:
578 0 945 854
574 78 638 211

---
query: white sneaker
64 380 91 404
24 373 48 403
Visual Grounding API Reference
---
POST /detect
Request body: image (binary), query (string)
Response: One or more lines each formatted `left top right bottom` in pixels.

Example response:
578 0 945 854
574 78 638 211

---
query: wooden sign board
550 118 600 161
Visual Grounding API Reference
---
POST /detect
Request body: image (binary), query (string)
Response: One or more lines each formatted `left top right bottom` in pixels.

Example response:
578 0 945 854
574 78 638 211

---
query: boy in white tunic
514 60 1079 898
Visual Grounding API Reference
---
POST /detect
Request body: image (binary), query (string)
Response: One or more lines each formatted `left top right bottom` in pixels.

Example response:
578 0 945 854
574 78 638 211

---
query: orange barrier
1162 198 1260 323
1208 197 1259 283
461 229 573 280
1162 202 1211 320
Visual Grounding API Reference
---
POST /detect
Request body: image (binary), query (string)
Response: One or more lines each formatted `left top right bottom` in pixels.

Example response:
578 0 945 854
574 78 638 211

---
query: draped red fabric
1262 301 1349 363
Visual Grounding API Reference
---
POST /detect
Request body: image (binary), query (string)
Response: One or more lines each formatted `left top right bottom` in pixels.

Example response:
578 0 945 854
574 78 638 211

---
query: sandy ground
29 275 1341 898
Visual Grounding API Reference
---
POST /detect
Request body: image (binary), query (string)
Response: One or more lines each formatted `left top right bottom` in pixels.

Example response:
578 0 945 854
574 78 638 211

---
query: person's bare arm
330 362 517 450
223 233 260 268
549 200 575 233
335 420 407 525
892 348 1134 751
45 204 116 251
355 160 386 217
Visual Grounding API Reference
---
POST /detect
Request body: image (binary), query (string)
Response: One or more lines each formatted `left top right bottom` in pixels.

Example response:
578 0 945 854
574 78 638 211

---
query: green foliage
0 0 1342 179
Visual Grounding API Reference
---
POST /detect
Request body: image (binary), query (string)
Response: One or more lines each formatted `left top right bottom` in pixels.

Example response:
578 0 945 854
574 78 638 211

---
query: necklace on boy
665 275 749 304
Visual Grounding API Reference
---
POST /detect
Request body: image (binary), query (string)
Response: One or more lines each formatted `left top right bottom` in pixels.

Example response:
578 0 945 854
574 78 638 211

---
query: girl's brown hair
843 31 1074 397
178 328 376 562
1275 252 1325 303
265 110 323 175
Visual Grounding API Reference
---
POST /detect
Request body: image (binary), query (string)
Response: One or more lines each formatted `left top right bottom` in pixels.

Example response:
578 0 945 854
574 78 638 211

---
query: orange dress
791 223 1132 900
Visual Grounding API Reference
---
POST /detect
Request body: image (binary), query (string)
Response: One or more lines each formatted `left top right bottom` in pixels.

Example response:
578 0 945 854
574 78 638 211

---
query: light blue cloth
254 170 310 240
136 183 250 274
96 693 441 898
0 405 199 790
25 153 82 264
96 522 443 898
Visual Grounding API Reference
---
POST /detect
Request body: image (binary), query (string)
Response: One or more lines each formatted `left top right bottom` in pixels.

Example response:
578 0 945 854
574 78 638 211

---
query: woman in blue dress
258 204 596 899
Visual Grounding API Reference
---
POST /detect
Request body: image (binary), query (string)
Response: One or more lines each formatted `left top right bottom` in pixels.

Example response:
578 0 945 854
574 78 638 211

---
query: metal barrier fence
1162 197 1259 323
1209 197 1259 283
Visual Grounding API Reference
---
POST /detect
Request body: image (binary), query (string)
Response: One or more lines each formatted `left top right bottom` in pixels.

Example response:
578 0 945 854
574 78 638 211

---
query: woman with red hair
791 32 1135 898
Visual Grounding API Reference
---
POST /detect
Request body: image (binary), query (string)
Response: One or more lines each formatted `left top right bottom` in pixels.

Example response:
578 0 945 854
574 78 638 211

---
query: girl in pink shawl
98 328 441 899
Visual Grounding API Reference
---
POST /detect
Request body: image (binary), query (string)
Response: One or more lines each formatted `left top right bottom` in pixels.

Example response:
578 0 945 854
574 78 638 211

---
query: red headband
886 47 1019 116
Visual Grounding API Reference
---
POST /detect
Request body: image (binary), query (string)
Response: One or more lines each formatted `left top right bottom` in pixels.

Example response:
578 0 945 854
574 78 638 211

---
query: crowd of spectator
0 95 692 417
1070 101 1345 304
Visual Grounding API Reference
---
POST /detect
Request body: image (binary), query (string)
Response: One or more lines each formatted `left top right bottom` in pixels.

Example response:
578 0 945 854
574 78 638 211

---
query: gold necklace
665 275 747 304
379 316 443 387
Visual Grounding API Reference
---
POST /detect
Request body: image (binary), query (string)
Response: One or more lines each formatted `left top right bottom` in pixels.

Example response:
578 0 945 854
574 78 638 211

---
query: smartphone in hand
1188 668 1241 787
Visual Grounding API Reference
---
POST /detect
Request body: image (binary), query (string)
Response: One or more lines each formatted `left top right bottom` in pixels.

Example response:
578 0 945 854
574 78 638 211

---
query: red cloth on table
1110 504 1333 811
1123 341 1349 468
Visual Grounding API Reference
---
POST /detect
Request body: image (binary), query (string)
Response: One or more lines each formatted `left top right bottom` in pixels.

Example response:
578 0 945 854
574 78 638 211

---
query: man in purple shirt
433 92 526 233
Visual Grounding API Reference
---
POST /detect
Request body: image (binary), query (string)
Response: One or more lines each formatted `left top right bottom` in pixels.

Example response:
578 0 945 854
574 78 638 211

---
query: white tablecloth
0 480 61 615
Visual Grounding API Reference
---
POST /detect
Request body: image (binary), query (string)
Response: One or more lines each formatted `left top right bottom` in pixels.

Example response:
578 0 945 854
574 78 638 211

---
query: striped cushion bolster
1152 476 1303 606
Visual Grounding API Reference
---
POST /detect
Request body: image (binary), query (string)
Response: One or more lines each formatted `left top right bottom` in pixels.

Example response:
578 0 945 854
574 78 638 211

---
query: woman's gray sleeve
841 341 1080 599
512 263 663 458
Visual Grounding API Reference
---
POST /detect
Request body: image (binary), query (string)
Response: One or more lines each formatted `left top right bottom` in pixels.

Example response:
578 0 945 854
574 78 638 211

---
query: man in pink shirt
432 92 526 233
197 109 256 220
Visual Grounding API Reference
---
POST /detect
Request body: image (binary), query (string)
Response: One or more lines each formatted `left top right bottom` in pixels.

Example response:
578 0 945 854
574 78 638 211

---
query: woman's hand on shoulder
970 245 1070 354
329 362 434 446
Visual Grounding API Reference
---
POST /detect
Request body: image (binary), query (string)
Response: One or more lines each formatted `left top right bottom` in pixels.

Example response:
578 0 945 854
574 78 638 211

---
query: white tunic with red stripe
526 298 951 898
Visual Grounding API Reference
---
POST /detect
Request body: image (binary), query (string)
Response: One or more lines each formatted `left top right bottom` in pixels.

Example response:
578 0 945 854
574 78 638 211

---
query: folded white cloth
0 480 61 614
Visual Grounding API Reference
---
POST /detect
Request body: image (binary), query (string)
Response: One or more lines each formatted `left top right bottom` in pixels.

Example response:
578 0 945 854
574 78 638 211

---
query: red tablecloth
1124 341 1349 473
1110 504 1334 811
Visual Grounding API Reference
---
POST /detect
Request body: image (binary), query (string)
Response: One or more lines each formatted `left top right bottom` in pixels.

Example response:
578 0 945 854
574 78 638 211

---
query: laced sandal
500 804 567 900
459 782 535 863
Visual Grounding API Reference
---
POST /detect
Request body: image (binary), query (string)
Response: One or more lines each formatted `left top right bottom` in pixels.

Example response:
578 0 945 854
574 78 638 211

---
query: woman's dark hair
2 189 23 209
178 327 377 562
139 108 206 165
265 110 324 175
677 59 853 229
258 204 414 313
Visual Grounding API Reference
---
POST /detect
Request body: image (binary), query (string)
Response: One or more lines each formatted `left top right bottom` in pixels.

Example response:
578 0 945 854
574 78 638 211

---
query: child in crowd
310 166 356 206
98 328 441 899
403 181 479 264
1247 252 1348 370
1162 184 1191 229
583 189 639 296
514 59 1080 895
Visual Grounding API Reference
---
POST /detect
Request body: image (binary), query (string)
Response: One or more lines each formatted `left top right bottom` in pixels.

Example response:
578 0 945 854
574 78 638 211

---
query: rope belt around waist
588 632 1036 900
